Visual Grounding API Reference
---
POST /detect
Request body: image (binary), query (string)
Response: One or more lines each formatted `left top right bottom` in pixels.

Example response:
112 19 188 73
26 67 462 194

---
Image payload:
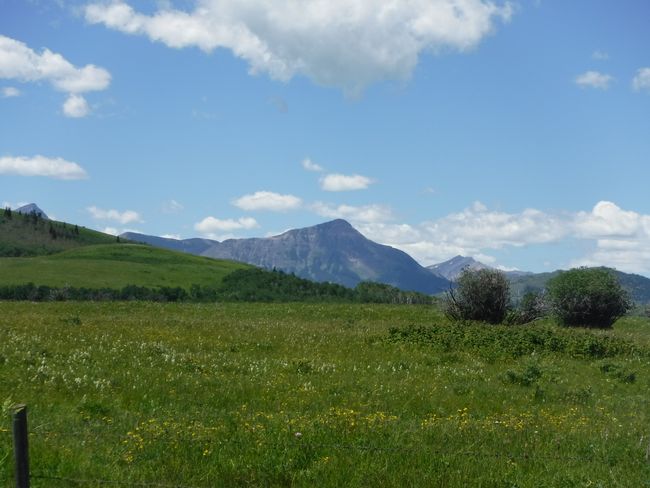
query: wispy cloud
320 173 375 192
301 158 324 172
632 67 650 92
162 199 184 214
1 86 20 97
591 50 609 60
311 202 393 224
0 155 88 180
575 70 613 89
194 216 259 234
232 191 302 212
87 206 143 224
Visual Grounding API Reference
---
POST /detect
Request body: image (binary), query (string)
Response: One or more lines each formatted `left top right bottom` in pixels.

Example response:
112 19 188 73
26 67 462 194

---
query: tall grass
1 302 649 486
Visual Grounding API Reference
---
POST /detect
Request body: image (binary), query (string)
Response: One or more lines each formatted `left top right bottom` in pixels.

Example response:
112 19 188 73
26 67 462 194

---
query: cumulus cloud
574 201 644 239
632 67 650 92
0 34 111 116
194 216 259 233
302 158 323 172
353 200 650 274
232 191 302 211
575 70 613 89
2 86 20 97
84 0 513 94
311 202 393 224
0 155 88 179
320 173 374 191
87 206 143 224
63 94 90 118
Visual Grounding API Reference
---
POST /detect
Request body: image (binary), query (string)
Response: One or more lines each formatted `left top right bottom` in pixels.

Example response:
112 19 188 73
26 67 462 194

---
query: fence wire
4 419 649 488
32 474 203 488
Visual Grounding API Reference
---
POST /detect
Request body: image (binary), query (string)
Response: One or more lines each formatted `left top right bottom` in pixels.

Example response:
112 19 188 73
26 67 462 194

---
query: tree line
0 268 436 305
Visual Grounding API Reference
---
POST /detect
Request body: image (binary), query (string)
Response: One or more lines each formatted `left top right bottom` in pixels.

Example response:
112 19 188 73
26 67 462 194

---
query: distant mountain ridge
123 219 450 294
427 255 650 303
427 255 532 281
509 268 650 304
427 255 490 281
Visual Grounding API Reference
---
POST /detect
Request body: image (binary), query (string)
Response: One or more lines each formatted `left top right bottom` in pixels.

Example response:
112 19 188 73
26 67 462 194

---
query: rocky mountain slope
124 219 450 294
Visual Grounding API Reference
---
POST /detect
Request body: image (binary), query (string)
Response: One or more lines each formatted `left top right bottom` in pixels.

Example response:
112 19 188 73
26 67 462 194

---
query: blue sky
1 0 650 274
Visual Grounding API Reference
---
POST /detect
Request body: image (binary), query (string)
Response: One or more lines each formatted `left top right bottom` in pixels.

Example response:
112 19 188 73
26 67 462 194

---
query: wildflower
294 432 302 439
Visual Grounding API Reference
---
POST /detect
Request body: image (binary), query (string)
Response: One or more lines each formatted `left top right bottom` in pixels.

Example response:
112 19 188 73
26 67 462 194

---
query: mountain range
123 219 450 294
123 218 650 303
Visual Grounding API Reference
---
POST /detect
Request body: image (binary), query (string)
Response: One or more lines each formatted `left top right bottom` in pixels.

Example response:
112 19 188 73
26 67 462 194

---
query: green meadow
0 244 248 290
1 302 649 487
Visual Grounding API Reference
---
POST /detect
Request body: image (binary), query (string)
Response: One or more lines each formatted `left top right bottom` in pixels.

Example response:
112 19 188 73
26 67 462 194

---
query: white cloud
161 233 182 240
320 173 374 191
591 50 609 60
63 94 90 118
351 200 650 275
632 67 650 92
194 216 259 233
0 155 88 180
0 34 111 116
302 158 323 172
2 86 20 97
232 191 302 211
575 70 613 89
311 202 393 224
102 227 119 236
84 0 513 95
87 206 143 224
162 199 184 214
573 201 645 239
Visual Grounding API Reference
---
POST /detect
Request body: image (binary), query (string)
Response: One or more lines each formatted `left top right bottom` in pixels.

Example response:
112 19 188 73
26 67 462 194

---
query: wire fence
3 405 649 487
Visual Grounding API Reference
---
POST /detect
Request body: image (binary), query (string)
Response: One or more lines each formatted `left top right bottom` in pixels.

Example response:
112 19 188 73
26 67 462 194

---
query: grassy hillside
0 302 649 486
0 210 116 256
0 243 249 289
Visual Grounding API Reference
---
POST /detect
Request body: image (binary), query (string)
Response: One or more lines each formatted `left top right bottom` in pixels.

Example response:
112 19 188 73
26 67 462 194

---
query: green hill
0 209 116 256
0 243 250 290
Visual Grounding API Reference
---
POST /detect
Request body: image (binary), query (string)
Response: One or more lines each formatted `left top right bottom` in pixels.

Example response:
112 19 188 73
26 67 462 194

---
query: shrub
546 267 631 328
444 268 510 324
505 291 547 325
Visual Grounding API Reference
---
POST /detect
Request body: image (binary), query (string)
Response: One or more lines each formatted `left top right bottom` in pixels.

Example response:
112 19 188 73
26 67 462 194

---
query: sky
1 0 650 275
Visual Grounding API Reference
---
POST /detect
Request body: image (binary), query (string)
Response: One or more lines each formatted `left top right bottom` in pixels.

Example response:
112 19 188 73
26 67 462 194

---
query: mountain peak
317 219 354 230
427 255 489 281
15 203 49 220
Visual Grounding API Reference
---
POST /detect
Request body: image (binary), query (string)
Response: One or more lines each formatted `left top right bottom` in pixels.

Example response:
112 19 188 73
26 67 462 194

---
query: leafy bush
547 268 631 328
505 291 547 325
444 268 510 324
386 322 643 360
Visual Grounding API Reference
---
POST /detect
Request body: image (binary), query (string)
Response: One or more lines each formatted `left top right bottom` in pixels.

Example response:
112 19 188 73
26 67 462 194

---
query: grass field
1 302 649 487
0 244 249 290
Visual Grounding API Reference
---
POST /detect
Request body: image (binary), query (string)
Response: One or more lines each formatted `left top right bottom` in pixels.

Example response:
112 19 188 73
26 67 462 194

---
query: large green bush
444 268 510 324
546 267 631 328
